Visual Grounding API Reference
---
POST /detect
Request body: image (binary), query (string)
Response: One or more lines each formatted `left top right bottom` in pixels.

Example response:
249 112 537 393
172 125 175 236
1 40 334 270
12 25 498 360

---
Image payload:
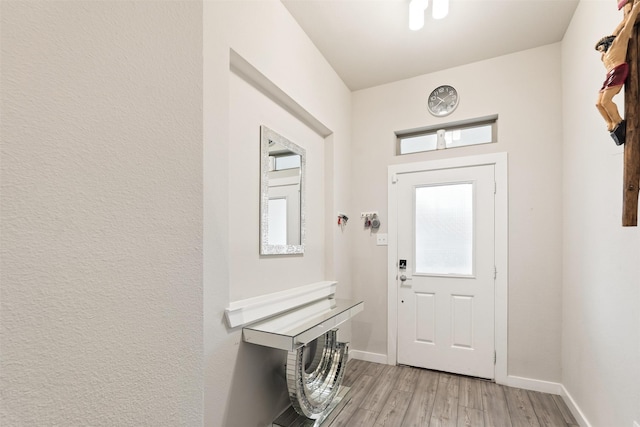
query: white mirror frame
260 125 305 255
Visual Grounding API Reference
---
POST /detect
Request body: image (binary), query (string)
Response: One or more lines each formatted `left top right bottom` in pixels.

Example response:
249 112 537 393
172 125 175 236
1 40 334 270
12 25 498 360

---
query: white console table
243 298 364 351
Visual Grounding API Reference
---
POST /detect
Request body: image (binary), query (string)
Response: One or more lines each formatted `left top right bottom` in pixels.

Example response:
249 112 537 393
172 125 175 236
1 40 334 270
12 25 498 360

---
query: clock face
428 85 459 117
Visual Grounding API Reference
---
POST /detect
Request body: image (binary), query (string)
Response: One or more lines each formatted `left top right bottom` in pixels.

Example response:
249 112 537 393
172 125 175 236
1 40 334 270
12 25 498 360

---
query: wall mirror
260 125 305 255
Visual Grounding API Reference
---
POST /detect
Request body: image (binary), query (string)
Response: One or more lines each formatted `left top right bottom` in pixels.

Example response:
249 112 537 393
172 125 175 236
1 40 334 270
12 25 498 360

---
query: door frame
387 152 508 384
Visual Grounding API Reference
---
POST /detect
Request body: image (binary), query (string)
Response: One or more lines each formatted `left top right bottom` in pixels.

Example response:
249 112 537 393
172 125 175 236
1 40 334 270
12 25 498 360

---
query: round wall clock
427 85 459 117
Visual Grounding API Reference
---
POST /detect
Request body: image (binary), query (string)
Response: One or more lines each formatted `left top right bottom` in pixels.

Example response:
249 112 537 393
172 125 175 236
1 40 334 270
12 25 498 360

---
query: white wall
228 71 325 301
204 1 352 426
351 44 564 382
1 2 203 425
561 1 640 426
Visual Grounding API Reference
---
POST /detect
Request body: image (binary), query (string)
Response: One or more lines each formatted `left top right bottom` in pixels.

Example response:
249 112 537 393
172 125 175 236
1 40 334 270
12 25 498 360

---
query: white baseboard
500 374 563 395
501 378 592 427
559 385 592 427
349 350 388 365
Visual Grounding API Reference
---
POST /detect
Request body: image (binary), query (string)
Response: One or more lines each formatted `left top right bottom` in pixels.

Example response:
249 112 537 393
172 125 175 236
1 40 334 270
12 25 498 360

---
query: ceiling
281 0 579 91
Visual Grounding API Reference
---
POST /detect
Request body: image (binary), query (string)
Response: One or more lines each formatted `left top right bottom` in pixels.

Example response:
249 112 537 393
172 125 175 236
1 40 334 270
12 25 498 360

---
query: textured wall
561 2 640 426
203 1 353 426
228 71 326 301
1 2 203 425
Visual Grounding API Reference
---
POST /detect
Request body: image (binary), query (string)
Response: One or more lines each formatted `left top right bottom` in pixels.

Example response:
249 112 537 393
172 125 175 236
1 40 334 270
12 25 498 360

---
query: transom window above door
396 115 497 155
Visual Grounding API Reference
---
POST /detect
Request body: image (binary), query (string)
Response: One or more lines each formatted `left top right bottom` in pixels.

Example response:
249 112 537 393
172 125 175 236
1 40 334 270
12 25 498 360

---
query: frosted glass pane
268 198 287 246
445 124 492 148
415 183 473 275
400 134 437 154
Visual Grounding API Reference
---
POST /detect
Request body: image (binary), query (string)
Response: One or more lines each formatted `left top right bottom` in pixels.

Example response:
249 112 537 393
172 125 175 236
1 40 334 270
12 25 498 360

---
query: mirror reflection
260 125 305 255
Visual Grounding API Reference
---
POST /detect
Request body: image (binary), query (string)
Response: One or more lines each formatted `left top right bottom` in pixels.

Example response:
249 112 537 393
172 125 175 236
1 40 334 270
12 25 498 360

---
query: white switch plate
376 234 388 246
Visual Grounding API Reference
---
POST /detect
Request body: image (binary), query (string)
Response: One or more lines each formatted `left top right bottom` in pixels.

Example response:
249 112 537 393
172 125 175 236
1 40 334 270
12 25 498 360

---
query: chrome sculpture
285 330 349 421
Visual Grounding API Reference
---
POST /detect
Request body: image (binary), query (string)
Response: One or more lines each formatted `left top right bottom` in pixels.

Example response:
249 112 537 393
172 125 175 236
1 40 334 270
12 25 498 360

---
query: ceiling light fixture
409 0 428 31
432 0 449 19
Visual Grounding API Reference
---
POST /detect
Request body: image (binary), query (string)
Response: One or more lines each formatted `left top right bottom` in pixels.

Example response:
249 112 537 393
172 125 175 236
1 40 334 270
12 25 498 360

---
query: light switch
376 234 388 246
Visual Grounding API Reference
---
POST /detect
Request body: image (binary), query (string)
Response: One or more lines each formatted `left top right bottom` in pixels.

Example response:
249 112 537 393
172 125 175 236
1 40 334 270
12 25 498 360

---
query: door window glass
415 183 473 275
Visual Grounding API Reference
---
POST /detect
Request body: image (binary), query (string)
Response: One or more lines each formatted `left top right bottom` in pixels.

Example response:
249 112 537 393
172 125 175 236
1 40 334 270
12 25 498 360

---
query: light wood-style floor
328 359 579 427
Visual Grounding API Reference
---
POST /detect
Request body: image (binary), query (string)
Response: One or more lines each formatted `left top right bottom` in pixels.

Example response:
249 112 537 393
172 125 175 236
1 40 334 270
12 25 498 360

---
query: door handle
399 274 412 282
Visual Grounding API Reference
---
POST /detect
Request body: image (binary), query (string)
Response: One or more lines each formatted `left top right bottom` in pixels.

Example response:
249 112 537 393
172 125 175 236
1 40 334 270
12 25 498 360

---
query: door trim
387 152 508 384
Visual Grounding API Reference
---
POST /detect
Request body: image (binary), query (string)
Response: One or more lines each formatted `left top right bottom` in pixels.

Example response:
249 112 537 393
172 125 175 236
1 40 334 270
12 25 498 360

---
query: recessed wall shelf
225 281 337 328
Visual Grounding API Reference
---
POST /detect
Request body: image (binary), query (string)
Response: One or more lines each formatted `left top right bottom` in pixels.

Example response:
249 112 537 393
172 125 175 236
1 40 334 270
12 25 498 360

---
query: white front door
396 164 495 379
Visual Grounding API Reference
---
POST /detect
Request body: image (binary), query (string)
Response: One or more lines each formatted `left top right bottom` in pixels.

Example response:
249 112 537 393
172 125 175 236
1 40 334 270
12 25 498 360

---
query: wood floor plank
334 361 572 427
504 387 540 427
344 408 380 427
360 360 386 378
459 377 484 410
429 373 460 427
332 361 388 426
345 359 379 387
401 369 439 427
457 406 485 427
348 373 377 402
482 382 513 427
374 389 413 426
359 365 400 412
342 359 364 386
528 391 569 427
395 366 420 392
551 394 579 425
327 397 359 427
329 374 375 427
